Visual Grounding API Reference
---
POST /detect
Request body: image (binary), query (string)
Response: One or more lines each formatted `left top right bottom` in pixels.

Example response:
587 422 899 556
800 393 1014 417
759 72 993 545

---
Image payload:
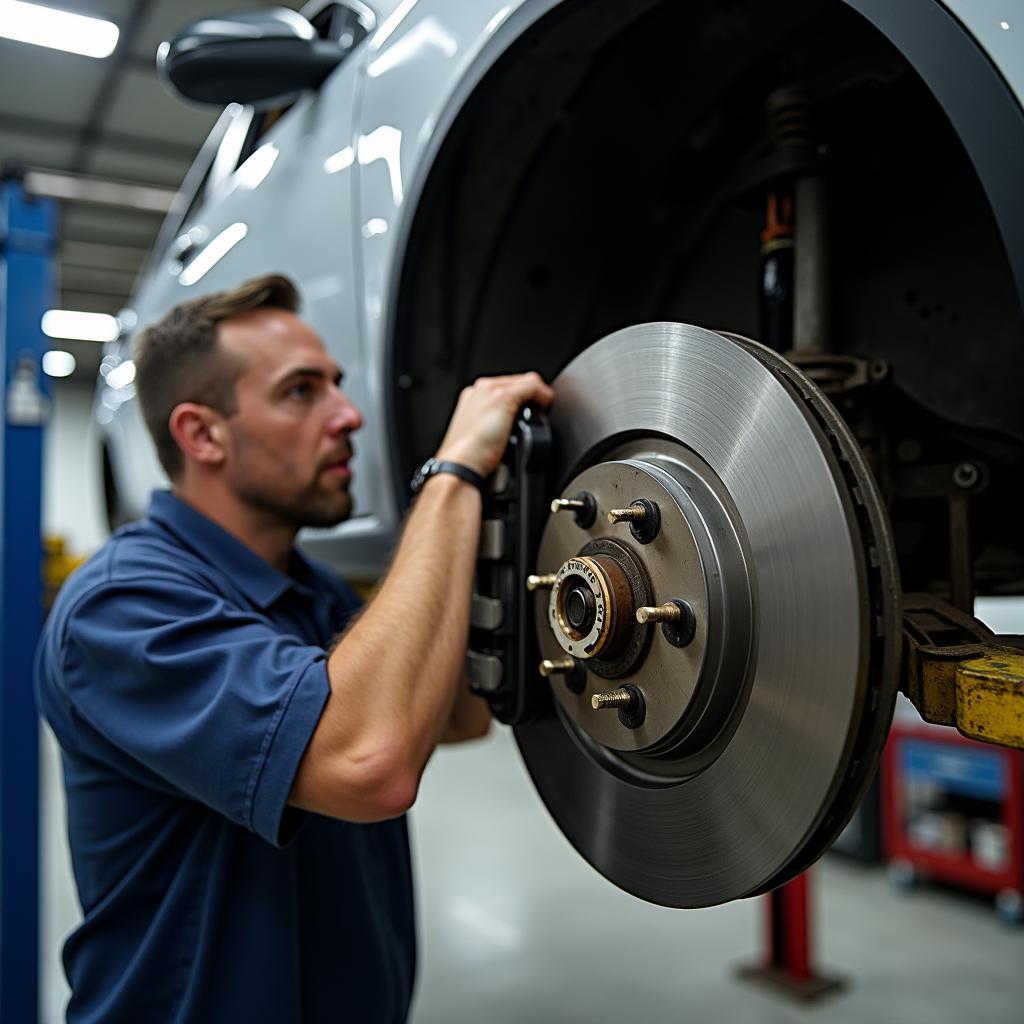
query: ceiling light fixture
0 1 119 58
41 309 120 343
105 360 136 391
42 350 76 378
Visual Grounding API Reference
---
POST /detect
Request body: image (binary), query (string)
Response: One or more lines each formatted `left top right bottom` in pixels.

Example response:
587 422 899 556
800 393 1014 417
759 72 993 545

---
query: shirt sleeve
60 574 330 847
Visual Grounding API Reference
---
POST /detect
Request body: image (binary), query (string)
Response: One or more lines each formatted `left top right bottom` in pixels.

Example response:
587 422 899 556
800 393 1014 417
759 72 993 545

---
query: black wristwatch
410 457 487 495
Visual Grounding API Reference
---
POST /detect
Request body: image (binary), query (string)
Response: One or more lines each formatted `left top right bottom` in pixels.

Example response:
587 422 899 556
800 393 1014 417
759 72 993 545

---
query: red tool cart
882 700 1024 923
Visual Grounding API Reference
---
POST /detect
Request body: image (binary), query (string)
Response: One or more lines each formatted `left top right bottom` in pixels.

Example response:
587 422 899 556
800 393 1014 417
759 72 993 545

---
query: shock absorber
759 190 795 351
766 86 830 353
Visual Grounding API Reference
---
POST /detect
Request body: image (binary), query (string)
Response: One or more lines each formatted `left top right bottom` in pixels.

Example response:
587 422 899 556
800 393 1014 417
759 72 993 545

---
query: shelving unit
882 702 1023 922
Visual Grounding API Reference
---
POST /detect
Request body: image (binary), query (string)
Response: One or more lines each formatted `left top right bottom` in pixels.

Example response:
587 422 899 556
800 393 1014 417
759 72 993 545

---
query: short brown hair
134 274 299 478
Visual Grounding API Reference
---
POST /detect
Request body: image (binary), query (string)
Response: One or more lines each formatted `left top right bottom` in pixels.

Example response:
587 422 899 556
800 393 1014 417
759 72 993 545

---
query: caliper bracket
466 406 553 724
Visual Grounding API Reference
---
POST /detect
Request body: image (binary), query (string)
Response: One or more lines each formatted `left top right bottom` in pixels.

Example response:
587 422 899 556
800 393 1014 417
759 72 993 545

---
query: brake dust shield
513 323 899 907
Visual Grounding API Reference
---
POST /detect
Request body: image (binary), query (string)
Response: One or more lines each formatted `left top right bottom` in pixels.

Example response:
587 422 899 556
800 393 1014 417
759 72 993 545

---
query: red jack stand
736 872 845 1002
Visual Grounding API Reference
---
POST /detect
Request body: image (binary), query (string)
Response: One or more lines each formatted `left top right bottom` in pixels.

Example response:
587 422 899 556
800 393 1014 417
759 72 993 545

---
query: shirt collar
147 490 317 609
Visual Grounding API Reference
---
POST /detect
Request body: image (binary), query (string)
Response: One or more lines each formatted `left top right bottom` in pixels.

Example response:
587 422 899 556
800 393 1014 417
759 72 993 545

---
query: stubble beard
262 480 352 530
228 427 354 529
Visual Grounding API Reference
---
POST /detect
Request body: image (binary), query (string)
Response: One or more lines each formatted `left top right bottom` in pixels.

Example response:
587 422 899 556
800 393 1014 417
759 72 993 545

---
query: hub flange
535 454 753 759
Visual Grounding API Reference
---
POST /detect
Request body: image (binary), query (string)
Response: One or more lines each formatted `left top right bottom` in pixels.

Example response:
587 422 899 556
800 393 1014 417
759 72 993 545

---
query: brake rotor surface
514 323 899 907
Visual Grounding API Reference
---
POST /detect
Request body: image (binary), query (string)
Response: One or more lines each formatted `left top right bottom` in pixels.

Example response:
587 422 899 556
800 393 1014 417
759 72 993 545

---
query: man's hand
434 371 555 477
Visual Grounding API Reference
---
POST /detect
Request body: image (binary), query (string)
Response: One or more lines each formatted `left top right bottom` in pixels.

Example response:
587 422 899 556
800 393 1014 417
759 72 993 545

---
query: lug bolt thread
526 573 558 592
636 602 683 625
591 687 633 710
607 506 647 524
551 498 587 513
539 657 576 678
550 491 597 528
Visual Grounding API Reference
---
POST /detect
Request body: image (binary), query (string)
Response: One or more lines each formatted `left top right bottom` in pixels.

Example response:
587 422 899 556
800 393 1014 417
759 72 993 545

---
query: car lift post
0 178 55 1022
737 870 845 1000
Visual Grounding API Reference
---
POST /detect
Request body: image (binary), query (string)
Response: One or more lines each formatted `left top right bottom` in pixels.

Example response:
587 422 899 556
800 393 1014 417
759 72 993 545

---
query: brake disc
513 323 899 907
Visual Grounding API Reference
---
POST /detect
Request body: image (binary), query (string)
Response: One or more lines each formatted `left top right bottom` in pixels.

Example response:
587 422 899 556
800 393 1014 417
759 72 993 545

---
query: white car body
98 0 1024 581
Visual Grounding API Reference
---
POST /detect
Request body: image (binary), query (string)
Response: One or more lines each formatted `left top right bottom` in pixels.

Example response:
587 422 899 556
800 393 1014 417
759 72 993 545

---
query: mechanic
35 273 553 1023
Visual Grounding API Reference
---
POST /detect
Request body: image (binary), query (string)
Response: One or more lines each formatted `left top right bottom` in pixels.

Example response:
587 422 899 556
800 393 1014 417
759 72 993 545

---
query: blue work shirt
35 491 416 1023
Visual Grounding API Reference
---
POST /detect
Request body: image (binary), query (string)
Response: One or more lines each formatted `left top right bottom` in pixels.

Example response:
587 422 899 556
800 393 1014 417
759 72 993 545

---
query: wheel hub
536 453 754 759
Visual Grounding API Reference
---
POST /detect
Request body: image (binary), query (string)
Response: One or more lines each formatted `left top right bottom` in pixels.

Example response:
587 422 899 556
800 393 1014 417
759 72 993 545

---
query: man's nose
326 390 363 435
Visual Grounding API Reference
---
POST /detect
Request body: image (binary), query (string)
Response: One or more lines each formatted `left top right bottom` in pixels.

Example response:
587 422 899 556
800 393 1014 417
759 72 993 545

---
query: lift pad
901 595 1024 750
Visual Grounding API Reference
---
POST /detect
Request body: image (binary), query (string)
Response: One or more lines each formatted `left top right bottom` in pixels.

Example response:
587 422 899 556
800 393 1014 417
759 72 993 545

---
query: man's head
134 274 363 530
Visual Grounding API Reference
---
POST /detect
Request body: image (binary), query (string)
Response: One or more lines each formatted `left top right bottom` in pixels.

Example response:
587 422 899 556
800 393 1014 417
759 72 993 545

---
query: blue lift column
0 179 56 1022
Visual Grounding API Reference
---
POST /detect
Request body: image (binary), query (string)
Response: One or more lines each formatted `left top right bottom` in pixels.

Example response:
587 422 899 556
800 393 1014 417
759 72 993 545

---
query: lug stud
539 657 576 677
552 497 588 514
606 498 661 544
591 684 646 728
636 602 683 625
526 573 557 592
640 598 696 648
550 491 597 528
607 506 647 525
591 687 633 710
539 657 587 695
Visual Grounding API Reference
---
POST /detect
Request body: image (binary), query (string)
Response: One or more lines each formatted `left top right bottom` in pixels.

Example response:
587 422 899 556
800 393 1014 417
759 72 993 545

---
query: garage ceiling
0 0 304 376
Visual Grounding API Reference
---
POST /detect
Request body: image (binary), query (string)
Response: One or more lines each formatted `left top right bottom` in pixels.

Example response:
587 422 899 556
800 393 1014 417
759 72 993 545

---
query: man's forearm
291 474 481 819
342 473 482 762
441 674 492 743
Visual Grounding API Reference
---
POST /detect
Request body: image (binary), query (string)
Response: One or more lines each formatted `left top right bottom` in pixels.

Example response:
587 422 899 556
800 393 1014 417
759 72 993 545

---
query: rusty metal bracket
901 594 1024 749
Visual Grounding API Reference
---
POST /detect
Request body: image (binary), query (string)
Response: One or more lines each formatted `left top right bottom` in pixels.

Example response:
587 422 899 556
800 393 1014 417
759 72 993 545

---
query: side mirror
157 8 350 107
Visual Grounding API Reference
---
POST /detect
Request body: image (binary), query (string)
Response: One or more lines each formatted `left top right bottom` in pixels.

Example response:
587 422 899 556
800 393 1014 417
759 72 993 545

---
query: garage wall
43 378 108 558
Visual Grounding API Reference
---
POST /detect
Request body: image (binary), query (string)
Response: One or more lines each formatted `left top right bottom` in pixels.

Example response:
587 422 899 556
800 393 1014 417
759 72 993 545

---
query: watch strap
412 458 487 494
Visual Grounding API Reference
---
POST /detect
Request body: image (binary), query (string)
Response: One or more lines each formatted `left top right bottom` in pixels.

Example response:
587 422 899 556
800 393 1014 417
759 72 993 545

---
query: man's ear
168 402 228 468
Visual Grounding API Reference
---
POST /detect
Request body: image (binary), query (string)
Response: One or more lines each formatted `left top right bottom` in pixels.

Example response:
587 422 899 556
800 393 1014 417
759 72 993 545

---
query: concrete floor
410 727 1024 1024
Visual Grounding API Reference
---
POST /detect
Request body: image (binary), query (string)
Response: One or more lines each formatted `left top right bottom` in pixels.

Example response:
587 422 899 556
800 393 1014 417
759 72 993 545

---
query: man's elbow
292 743 421 823
370 764 420 820
337 745 422 821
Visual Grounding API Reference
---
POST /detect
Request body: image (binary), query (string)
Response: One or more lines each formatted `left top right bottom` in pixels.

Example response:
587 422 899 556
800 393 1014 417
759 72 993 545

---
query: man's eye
288 382 312 399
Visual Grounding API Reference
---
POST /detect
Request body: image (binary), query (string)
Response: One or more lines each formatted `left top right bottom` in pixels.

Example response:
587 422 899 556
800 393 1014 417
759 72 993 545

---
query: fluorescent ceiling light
0 1 119 59
42 350 76 378
105 360 136 391
42 309 119 343
24 169 174 213
179 222 248 286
